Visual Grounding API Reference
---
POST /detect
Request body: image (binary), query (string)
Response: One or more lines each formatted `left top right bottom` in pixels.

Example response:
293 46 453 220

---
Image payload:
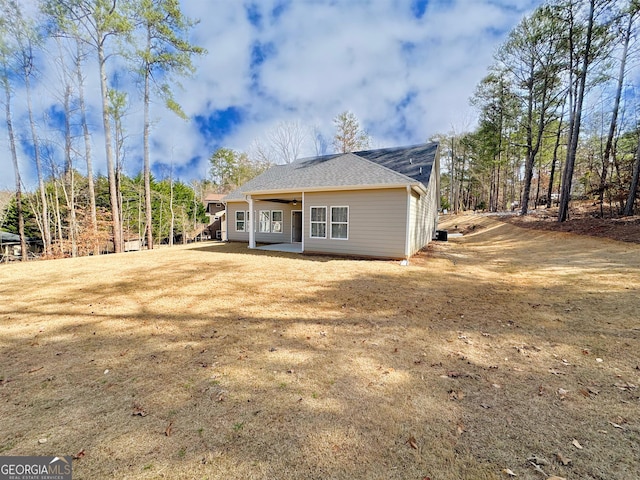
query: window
259 210 271 233
310 207 327 238
331 206 349 239
235 211 245 232
271 210 283 233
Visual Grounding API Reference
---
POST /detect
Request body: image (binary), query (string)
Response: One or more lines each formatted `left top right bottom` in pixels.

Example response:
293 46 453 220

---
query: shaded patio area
255 243 303 253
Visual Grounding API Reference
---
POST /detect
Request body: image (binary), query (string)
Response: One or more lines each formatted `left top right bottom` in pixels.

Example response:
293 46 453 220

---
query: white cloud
0 0 538 191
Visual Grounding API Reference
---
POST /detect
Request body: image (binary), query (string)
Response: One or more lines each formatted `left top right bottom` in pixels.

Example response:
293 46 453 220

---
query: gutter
225 182 426 201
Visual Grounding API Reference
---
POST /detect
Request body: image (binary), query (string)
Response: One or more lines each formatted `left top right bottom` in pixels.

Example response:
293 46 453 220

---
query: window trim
309 206 327 239
330 206 349 240
271 210 283 234
235 210 246 232
258 210 271 233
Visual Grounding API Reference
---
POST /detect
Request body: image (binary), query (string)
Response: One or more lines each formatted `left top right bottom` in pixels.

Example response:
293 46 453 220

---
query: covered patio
254 242 303 253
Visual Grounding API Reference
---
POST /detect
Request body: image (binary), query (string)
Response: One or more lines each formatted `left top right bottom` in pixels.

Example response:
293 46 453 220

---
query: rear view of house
223 142 440 260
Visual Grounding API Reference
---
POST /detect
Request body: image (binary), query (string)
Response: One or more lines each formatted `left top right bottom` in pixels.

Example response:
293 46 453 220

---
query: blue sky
0 0 540 190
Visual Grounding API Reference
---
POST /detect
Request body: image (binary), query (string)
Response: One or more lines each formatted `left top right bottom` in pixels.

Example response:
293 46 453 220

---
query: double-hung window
331 206 349 239
271 210 283 233
259 210 271 233
310 207 327 238
258 210 284 233
235 211 246 232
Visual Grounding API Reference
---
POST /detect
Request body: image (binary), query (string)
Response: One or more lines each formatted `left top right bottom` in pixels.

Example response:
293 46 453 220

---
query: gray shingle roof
355 142 437 182
224 142 438 201
0 231 40 244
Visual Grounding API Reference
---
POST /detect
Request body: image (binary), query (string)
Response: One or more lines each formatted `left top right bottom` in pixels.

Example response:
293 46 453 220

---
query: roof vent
419 167 423 175
409 158 413 164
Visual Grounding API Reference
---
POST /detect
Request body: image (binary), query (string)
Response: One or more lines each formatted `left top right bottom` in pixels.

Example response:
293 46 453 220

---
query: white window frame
310 206 327 239
271 210 283 234
235 210 246 232
259 210 271 233
330 206 349 240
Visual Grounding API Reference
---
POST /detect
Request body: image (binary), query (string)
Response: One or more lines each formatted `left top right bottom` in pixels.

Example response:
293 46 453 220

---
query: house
203 193 226 240
0 231 42 261
223 142 440 260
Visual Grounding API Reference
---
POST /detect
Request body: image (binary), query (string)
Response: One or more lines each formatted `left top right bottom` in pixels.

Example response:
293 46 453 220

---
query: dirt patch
1 223 639 480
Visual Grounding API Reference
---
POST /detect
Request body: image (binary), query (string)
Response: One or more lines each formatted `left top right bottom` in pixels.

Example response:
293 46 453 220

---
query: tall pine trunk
598 12 632 217
63 82 78 257
143 25 154 250
559 0 596 222
76 39 99 254
98 42 122 253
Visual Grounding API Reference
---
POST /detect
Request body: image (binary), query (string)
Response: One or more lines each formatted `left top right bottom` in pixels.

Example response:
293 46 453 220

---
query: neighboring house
203 193 226 240
223 142 440 260
0 231 42 261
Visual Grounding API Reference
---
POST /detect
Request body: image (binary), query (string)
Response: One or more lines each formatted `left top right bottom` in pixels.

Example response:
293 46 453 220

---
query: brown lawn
0 215 638 480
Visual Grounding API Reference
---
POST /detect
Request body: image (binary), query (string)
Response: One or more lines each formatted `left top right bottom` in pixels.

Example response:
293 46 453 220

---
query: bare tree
0 8 27 260
0 191 12 226
268 120 307 163
5 0 53 255
250 120 310 164
332 111 371 153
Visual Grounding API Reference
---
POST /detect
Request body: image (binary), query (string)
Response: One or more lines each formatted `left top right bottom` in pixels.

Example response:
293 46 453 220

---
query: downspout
247 195 255 248
404 185 411 260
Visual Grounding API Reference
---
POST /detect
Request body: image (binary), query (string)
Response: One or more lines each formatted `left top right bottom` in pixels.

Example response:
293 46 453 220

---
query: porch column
248 195 256 249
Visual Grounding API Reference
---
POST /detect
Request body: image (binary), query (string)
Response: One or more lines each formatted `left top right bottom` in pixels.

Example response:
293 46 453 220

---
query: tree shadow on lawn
0 235 638 479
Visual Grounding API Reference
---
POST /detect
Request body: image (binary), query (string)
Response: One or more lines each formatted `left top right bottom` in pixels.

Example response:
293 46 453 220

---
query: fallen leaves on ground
132 403 147 417
448 389 464 400
556 452 571 466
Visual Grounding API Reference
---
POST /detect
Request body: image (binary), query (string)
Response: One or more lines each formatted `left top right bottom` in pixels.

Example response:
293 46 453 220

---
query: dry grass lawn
0 215 638 480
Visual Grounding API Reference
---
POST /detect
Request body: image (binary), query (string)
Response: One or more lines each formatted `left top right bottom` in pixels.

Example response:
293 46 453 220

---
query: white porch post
248 195 256 249
301 192 305 253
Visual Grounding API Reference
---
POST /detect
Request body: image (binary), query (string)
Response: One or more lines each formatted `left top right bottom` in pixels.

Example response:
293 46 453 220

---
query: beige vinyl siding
408 166 439 256
304 189 407 259
226 200 294 243
226 202 250 242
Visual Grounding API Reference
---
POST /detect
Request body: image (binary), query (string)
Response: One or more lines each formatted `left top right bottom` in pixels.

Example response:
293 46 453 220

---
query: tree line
3 171 207 256
436 0 640 220
1 0 204 260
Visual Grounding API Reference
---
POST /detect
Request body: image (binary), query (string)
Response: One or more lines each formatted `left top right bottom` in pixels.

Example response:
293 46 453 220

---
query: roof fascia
247 183 423 196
